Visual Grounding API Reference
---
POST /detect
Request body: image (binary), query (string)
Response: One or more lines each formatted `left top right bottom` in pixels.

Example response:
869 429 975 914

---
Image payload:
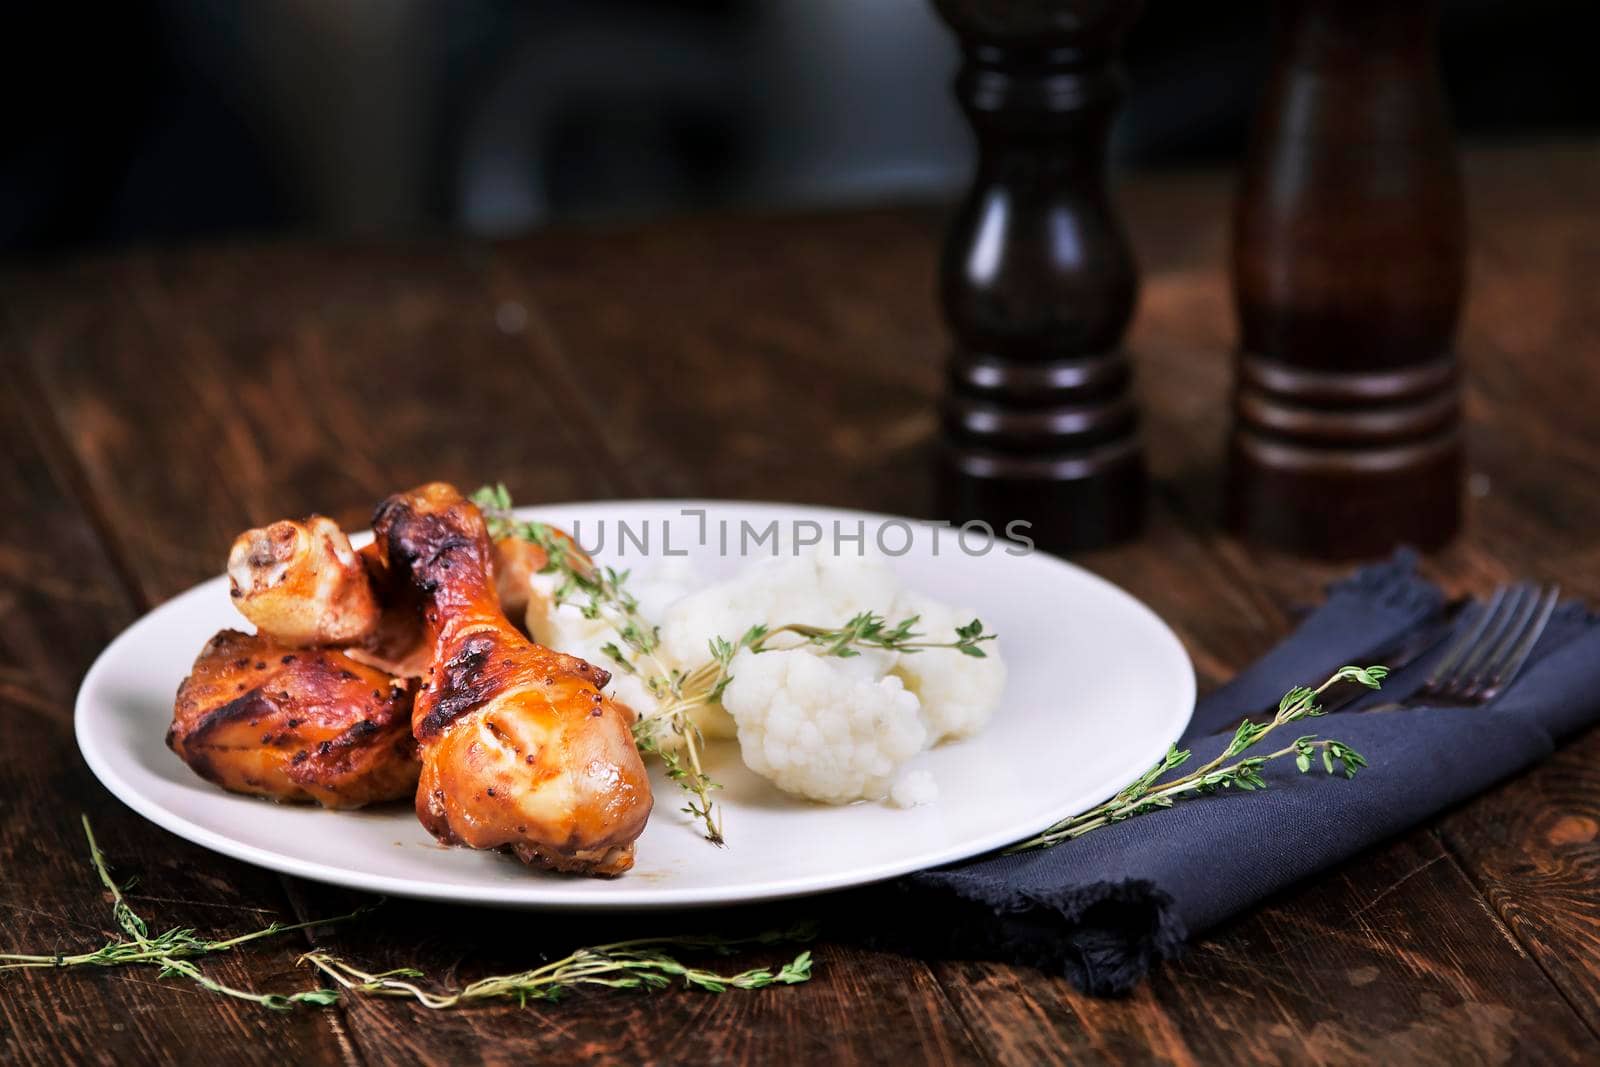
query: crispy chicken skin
228 516 380 647
372 482 651 876
168 629 418 808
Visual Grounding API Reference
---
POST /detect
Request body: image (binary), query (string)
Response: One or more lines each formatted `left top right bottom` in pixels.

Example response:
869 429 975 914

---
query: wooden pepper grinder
1228 0 1467 558
931 0 1146 552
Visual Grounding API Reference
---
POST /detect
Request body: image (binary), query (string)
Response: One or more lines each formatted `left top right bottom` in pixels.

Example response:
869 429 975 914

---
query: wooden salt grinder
931 0 1146 552
1228 0 1467 558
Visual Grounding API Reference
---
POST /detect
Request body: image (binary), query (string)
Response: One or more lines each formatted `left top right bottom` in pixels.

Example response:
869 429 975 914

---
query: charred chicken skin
168 629 418 808
371 482 652 876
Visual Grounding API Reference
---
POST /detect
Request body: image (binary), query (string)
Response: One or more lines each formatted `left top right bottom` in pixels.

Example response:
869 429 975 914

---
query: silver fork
1368 582 1561 711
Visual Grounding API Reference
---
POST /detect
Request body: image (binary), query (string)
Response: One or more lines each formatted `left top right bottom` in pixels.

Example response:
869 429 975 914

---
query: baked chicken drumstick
168 629 417 808
372 482 652 876
170 513 420 807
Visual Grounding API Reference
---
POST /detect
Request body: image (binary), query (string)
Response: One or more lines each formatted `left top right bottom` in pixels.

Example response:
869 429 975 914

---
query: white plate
77 501 1193 910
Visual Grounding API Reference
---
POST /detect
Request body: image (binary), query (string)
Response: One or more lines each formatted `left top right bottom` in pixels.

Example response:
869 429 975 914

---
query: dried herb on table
0 815 351 1009
303 924 817 1008
3 818 818 1010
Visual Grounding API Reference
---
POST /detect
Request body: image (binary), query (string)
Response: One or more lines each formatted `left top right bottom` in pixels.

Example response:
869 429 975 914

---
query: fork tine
1452 579 1536 697
1424 584 1509 690
1429 584 1531 695
1462 584 1540 689
1477 584 1560 697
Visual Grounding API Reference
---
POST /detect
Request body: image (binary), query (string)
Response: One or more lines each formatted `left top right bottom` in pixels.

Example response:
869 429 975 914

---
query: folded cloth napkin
884 552 1600 996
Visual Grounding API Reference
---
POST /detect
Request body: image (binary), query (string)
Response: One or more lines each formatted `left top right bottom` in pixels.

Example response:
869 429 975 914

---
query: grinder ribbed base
1227 353 1462 557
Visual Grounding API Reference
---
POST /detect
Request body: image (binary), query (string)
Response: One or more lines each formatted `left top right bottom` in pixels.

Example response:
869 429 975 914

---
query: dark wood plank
489 210 947 509
1436 728 1600 1041
4 243 988 1066
6 242 621 600
932 836 1595 1066
283 887 984 1067
6 141 1596 1065
0 350 350 1066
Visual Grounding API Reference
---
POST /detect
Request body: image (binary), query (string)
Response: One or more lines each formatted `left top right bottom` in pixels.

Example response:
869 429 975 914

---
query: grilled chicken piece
491 527 591 633
226 511 434 676
492 536 548 628
169 629 418 808
343 531 574 672
228 516 380 647
372 482 651 876
334 539 433 678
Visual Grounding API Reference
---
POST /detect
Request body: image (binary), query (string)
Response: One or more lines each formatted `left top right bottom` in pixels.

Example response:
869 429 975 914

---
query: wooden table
3 141 1597 1065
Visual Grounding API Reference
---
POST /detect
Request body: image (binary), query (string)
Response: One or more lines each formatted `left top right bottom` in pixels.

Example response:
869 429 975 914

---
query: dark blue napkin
893 553 1600 996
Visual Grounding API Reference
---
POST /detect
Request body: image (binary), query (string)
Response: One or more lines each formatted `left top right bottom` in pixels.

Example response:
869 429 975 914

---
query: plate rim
75 498 1195 910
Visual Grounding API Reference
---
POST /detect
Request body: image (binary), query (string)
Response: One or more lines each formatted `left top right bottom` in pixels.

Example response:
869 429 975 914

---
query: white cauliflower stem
721 648 926 804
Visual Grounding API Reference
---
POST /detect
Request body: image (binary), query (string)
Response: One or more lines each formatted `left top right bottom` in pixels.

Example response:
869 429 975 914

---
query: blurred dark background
2 0 1591 257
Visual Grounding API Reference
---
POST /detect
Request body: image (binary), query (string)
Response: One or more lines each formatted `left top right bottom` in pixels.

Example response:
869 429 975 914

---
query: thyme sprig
301 924 817 1008
634 612 992 735
471 484 994 847
754 613 993 660
6 818 818 1010
0 816 352 1009
1005 666 1385 853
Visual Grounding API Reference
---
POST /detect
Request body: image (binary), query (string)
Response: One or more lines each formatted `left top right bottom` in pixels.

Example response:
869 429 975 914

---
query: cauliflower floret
890 590 1007 745
656 551 903 743
890 769 939 808
628 556 703 621
721 648 926 804
661 551 901 682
